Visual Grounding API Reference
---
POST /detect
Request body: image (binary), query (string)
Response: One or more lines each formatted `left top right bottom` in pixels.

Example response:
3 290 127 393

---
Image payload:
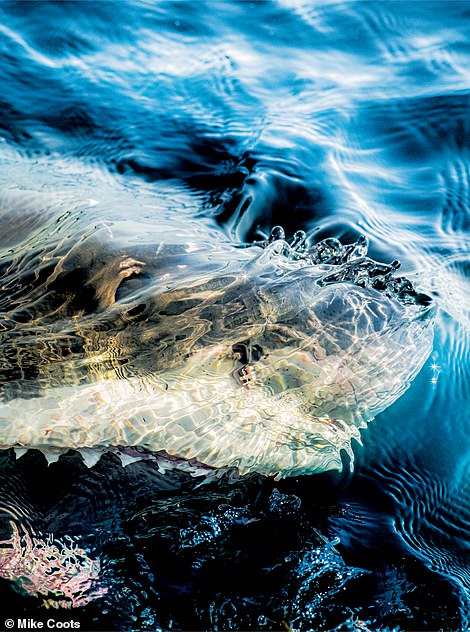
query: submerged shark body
0 224 434 478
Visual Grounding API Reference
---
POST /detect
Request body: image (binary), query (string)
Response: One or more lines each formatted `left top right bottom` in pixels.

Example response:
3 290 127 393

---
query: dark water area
0 1 469 630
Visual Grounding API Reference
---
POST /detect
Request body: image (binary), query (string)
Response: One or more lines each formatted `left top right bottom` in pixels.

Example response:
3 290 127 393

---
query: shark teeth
13 448 29 460
7 448 233 481
116 452 145 467
76 448 104 469
10 447 144 469
41 450 63 466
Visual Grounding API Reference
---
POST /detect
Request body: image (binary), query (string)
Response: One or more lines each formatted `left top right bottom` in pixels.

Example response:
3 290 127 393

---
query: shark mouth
0 229 434 612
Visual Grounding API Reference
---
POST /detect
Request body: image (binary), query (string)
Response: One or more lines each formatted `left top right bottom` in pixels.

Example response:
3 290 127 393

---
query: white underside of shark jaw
0 350 360 479
1 379 359 476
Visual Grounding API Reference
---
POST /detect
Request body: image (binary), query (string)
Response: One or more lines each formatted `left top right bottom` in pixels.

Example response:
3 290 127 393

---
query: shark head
0 233 434 478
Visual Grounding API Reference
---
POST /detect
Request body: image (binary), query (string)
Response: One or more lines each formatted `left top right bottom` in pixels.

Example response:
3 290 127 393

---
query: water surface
0 1 469 630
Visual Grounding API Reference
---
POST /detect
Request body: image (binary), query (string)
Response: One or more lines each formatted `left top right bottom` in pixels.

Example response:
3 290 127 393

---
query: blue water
0 1 469 630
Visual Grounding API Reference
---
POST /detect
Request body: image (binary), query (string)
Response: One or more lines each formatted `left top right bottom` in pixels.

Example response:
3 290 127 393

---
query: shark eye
250 344 264 361
232 342 249 364
232 342 264 364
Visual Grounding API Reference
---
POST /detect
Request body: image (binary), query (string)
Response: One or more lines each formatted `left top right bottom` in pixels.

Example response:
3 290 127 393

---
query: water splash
255 226 433 308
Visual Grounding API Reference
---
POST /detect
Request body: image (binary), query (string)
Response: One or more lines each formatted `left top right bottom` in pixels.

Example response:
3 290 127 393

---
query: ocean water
0 1 469 630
